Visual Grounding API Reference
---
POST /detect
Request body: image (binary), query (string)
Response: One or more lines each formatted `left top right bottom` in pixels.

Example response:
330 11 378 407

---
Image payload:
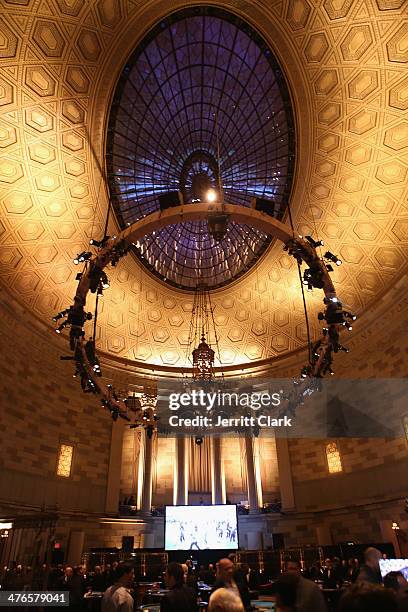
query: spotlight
305 235 324 248
208 214 229 241
100 271 110 289
325 304 346 325
206 188 217 203
303 266 324 289
53 310 68 321
252 197 276 216
324 251 342 266
300 365 311 378
195 436 203 445
90 236 110 248
73 251 92 265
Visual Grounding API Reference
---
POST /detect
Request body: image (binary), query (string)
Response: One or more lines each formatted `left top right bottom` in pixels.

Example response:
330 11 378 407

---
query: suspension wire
186 288 198 367
214 110 224 209
103 194 111 240
207 289 223 379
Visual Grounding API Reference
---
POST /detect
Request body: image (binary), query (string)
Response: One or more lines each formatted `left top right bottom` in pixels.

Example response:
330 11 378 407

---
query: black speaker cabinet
122 536 134 552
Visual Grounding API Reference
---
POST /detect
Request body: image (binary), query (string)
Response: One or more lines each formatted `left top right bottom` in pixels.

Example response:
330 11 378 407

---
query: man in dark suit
160 562 197 612
285 559 327 612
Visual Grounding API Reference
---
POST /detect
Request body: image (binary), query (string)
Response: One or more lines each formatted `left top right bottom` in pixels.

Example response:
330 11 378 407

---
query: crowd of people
1 547 407 611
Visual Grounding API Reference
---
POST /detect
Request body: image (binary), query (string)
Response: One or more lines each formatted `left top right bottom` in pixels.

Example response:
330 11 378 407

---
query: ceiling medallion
52 202 356 424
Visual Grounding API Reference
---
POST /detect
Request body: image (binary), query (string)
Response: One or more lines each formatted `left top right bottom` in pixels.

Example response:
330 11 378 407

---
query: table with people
1 546 408 611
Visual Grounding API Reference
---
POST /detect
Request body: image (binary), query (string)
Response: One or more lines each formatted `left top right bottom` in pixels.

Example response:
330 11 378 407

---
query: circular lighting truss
54 203 356 422
106 7 295 290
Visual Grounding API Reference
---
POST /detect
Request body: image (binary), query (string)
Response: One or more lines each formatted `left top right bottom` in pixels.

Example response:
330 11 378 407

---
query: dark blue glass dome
107 7 295 290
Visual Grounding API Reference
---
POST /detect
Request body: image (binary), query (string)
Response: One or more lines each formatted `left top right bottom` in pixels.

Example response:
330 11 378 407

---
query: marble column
253 437 264 508
211 437 224 505
174 436 188 505
67 530 85 566
244 437 259 513
275 436 296 511
140 429 154 515
105 419 126 514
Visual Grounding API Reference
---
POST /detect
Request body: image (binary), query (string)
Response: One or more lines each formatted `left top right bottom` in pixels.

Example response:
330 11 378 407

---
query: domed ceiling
0 0 407 369
107 7 294 290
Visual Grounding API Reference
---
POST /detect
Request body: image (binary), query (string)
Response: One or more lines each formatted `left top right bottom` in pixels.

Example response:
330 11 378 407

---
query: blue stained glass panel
107 7 295 290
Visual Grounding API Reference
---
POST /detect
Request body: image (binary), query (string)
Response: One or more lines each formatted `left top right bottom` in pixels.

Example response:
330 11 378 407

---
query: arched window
326 442 343 474
57 443 74 477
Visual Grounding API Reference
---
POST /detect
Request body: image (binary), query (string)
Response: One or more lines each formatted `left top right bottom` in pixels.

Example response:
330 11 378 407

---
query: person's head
208 587 244 612
325 558 333 569
94 565 101 574
240 563 249 576
383 571 408 593
271 574 298 612
363 547 382 571
115 562 134 588
217 559 234 584
64 566 73 578
165 562 184 588
285 559 301 576
227 553 236 563
181 563 188 582
112 561 119 570
338 584 398 612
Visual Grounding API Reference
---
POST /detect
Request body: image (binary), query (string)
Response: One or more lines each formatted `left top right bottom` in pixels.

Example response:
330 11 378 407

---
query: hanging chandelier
187 285 221 383
128 390 158 437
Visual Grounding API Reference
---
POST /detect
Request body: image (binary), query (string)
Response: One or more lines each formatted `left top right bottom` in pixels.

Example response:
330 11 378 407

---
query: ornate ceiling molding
0 0 407 369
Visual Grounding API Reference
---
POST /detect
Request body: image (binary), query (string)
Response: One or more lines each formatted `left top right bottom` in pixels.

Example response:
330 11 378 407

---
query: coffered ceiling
0 0 407 369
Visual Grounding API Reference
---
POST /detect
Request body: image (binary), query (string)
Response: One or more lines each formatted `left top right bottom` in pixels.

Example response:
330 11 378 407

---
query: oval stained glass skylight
107 7 295 290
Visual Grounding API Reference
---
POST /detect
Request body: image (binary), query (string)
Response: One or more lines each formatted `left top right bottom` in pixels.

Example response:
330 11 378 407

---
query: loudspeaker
122 536 134 552
51 548 64 565
158 192 180 211
272 533 285 550
252 197 275 216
